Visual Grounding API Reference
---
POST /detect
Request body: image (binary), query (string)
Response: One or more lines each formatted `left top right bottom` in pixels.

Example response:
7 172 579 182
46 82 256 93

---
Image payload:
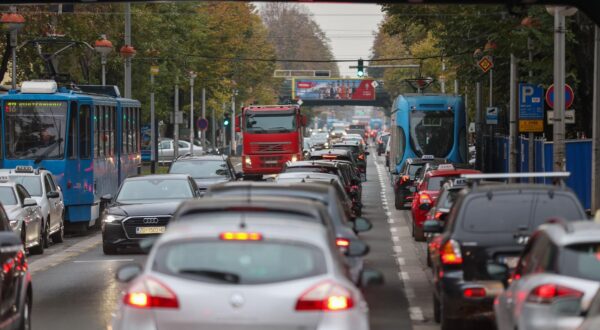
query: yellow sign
519 120 544 133
150 65 159 76
478 56 494 73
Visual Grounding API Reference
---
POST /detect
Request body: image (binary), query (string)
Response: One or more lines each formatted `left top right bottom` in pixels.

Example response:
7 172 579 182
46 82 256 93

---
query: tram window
99 106 105 157
94 106 100 157
68 102 78 159
79 105 91 159
128 108 134 153
122 108 128 154
397 127 406 164
109 107 114 156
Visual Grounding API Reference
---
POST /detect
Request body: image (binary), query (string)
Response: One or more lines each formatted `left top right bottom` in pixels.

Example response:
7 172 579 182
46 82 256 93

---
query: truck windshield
245 112 296 133
4 101 67 160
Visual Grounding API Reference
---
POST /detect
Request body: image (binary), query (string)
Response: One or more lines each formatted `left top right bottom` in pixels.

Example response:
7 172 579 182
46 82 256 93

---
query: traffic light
223 113 231 127
357 59 364 77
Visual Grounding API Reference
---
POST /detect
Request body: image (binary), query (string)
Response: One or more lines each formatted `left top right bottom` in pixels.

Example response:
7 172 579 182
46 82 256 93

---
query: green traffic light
357 58 364 77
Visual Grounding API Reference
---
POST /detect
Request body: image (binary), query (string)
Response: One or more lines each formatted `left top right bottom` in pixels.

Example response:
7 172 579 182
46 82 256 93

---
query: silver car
495 221 600 330
0 166 65 246
158 138 203 163
112 214 380 330
0 179 44 254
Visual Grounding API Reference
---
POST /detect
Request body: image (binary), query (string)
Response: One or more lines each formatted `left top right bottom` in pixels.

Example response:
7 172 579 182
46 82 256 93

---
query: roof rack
545 217 574 233
461 172 570 187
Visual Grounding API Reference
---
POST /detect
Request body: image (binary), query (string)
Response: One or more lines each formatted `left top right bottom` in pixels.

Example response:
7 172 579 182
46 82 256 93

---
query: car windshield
170 160 230 179
4 101 67 160
154 239 326 285
116 179 193 202
0 187 17 206
557 243 600 282
409 110 454 157
311 133 328 140
245 111 296 133
9 176 42 197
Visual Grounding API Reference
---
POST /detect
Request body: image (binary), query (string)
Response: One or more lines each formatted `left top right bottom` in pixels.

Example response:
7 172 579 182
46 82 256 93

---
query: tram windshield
4 101 67 160
409 110 454 157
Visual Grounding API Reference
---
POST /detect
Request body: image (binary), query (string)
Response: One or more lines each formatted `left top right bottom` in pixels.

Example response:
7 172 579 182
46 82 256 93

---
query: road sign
547 110 575 124
486 107 498 125
371 80 379 88
197 118 208 130
518 83 544 132
545 83 574 109
297 99 303 106
478 56 494 73
150 65 159 76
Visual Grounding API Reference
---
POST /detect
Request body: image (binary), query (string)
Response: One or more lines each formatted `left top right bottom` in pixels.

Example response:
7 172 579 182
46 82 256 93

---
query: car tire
433 294 441 323
18 290 31 330
29 225 44 255
427 245 432 267
395 191 404 210
440 295 460 330
414 225 426 242
51 214 64 243
42 218 50 248
103 243 118 255
411 221 416 238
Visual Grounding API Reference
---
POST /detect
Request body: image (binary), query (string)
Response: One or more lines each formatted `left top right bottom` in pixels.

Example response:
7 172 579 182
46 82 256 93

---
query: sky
302 4 384 78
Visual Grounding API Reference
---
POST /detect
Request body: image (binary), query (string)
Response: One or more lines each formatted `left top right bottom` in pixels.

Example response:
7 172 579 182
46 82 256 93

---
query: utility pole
211 103 216 152
475 82 483 171
189 72 196 155
528 37 535 180
553 8 566 171
231 91 237 156
124 3 132 98
173 78 179 159
489 68 493 107
441 59 446 94
201 87 206 154
509 54 518 176
150 65 158 173
592 25 600 212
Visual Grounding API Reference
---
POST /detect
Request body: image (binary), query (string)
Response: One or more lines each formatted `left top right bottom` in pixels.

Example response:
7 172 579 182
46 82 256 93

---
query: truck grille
249 142 291 154
122 215 171 239
259 156 284 168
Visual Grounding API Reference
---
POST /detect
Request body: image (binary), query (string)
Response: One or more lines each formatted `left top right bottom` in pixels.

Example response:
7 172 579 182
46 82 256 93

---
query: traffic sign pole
509 54 518 176
553 10 566 171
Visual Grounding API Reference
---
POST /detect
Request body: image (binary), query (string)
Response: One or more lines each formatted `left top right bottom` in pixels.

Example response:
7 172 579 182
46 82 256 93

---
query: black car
332 141 369 179
168 154 241 195
424 176 586 330
0 202 31 330
101 174 201 254
394 156 447 209
377 132 390 156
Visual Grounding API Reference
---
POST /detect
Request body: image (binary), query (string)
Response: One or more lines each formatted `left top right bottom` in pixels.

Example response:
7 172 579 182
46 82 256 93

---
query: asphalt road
28 146 440 330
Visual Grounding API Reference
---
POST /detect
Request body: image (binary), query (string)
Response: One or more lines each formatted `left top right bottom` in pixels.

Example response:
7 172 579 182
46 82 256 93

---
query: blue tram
0 81 141 227
389 94 467 173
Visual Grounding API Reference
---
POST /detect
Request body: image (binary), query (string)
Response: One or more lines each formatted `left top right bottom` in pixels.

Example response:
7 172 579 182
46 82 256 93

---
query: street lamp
94 35 113 86
120 44 136 98
1 9 25 90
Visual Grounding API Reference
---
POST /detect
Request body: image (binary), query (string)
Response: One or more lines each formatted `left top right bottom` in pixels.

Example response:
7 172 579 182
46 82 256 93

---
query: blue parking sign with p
518 83 544 120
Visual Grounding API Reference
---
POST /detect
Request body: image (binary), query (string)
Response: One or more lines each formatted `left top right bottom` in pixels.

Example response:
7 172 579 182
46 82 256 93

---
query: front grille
122 215 171 239
259 155 284 168
249 142 291 154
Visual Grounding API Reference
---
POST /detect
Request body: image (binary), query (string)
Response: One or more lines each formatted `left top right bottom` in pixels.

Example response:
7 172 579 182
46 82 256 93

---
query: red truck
236 105 306 179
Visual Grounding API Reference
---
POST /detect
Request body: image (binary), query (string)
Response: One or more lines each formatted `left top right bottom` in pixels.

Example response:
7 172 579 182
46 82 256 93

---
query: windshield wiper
178 269 240 283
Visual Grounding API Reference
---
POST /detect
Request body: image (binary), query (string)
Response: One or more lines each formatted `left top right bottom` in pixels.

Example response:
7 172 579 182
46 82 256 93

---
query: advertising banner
292 78 376 101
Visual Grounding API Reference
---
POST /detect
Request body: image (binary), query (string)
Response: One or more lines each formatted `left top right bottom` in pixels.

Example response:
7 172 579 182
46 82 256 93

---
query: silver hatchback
112 215 381 330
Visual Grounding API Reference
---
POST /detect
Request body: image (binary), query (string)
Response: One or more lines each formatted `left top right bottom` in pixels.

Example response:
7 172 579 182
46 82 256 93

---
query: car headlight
291 154 298 162
104 214 125 223
244 156 252 166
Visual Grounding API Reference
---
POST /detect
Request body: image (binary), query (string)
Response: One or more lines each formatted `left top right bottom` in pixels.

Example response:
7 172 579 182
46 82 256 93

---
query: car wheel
433 294 441 323
394 191 404 210
414 225 425 242
43 218 50 248
29 224 44 255
103 243 118 255
51 214 64 243
427 246 432 267
18 290 31 330
411 221 415 238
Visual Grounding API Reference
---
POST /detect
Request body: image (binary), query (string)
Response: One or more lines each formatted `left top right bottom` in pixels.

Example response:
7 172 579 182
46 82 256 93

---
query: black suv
394 156 447 209
425 175 586 330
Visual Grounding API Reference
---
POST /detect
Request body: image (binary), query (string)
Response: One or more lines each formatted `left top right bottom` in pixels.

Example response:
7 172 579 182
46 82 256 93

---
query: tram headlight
104 214 125 223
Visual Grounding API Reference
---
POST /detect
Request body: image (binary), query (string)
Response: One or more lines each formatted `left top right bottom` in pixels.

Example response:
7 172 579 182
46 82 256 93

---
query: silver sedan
112 215 382 330
0 181 44 254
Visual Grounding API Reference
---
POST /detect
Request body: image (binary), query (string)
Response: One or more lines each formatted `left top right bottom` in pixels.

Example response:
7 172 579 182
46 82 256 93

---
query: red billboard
292 78 376 101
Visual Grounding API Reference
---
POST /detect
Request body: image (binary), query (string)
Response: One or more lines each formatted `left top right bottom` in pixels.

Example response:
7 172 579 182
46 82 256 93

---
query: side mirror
487 263 510 282
346 239 370 257
423 220 443 234
360 268 384 287
101 194 112 203
235 115 241 133
116 264 143 283
419 203 432 211
353 217 373 233
139 236 158 254
23 198 37 207
46 191 60 199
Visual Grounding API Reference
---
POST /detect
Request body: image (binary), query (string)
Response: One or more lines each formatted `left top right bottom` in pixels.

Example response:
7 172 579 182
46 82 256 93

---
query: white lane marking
405 287 416 299
409 307 425 321
399 271 410 280
397 257 405 265
386 211 392 217
387 218 395 224
392 236 400 242
73 259 134 263
29 233 102 274
390 227 398 232
393 245 403 253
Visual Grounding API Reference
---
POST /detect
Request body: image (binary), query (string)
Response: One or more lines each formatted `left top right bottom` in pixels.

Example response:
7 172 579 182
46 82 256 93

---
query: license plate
265 160 278 164
500 256 520 269
136 226 166 235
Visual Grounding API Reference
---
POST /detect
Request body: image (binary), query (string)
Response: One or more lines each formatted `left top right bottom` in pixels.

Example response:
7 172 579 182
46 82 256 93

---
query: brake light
463 288 486 298
296 281 354 311
434 212 443 220
526 284 583 304
123 277 179 309
401 175 409 183
440 239 463 265
335 238 350 247
220 232 263 241
323 155 337 159
419 193 432 204
358 154 365 160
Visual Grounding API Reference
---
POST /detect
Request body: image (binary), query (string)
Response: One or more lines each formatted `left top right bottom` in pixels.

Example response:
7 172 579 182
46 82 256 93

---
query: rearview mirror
346 239 370 257
101 194 112 203
116 264 143 283
423 220 443 234
360 268 384 287
23 198 37 207
353 217 372 233
46 191 60 199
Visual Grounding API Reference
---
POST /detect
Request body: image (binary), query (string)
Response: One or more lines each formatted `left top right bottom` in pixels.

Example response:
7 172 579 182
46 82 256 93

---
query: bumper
242 154 298 175
102 222 144 251
438 272 503 321
517 303 584 330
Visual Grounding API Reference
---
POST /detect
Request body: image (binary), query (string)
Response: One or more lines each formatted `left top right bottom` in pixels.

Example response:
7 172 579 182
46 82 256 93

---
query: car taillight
336 238 350 250
463 287 486 298
526 284 583 304
419 193 432 204
358 154 365 160
434 212 443 220
296 281 354 312
440 239 463 265
123 277 179 309
220 232 263 241
400 175 409 184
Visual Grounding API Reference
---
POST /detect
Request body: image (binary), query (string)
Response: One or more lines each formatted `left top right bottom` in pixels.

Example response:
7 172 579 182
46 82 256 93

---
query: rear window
284 167 336 175
462 194 534 233
557 243 600 282
533 193 584 222
427 176 457 191
154 240 327 284
407 164 424 177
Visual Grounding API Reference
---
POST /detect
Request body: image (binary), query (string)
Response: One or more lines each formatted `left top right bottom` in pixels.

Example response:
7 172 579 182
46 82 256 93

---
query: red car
410 165 480 241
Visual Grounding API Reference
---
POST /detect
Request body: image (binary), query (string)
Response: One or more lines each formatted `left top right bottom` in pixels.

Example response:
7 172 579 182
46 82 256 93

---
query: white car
0 178 44 254
0 166 65 246
158 139 204 163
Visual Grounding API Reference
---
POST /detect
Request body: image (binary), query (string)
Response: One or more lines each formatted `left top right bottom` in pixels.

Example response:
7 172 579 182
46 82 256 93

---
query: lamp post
150 64 159 173
1 8 25 90
94 35 113 86
189 71 197 154
119 44 136 98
